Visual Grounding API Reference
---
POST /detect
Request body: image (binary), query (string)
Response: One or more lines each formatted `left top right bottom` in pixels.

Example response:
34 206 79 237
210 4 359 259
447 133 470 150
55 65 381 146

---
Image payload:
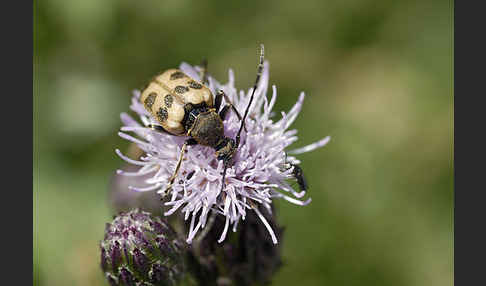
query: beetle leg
217 90 247 131
219 105 231 120
164 139 196 192
221 91 244 121
215 90 223 111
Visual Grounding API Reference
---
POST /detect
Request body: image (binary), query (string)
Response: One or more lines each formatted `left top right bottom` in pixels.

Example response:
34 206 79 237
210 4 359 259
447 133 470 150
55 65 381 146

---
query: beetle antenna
220 163 229 194
201 58 209 85
220 45 264 194
235 44 264 148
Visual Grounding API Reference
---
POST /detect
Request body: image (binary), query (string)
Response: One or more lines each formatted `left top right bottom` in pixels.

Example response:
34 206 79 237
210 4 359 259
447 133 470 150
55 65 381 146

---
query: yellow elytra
140 69 213 135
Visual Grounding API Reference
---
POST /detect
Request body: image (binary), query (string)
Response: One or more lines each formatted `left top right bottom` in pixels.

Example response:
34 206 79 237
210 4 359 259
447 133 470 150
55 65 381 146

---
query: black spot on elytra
144 92 157 110
156 107 168 122
164 94 173 108
170 71 185 80
188 80 203 89
175 85 189 94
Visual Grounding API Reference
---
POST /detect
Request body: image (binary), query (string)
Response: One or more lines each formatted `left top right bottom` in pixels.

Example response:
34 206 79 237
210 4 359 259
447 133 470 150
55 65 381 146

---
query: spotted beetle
140 45 265 193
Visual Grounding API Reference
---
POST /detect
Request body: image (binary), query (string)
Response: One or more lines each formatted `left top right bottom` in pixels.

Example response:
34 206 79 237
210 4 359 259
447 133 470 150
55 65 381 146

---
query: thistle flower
116 59 330 244
100 209 186 286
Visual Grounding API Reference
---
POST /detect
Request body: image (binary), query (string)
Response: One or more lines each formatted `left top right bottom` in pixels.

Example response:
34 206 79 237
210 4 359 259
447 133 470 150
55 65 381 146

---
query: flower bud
100 209 186 285
190 207 284 286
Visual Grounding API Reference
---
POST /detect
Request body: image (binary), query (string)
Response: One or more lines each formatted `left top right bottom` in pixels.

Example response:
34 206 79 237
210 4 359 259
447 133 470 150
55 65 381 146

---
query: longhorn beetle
140 45 265 193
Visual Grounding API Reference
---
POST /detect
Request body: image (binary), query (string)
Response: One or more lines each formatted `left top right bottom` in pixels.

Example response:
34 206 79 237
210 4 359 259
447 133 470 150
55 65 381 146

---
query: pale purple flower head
116 59 330 244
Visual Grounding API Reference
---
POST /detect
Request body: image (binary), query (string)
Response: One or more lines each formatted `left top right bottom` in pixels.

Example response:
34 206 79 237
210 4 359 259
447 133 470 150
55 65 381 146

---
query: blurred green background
34 0 453 285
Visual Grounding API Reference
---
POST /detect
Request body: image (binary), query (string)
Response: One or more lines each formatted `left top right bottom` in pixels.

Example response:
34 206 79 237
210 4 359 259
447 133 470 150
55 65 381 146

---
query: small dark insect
281 152 308 192
140 45 265 193
290 163 307 192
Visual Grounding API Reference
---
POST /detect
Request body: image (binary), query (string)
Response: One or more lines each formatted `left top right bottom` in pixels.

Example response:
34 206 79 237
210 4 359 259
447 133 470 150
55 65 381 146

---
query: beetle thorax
190 111 225 147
